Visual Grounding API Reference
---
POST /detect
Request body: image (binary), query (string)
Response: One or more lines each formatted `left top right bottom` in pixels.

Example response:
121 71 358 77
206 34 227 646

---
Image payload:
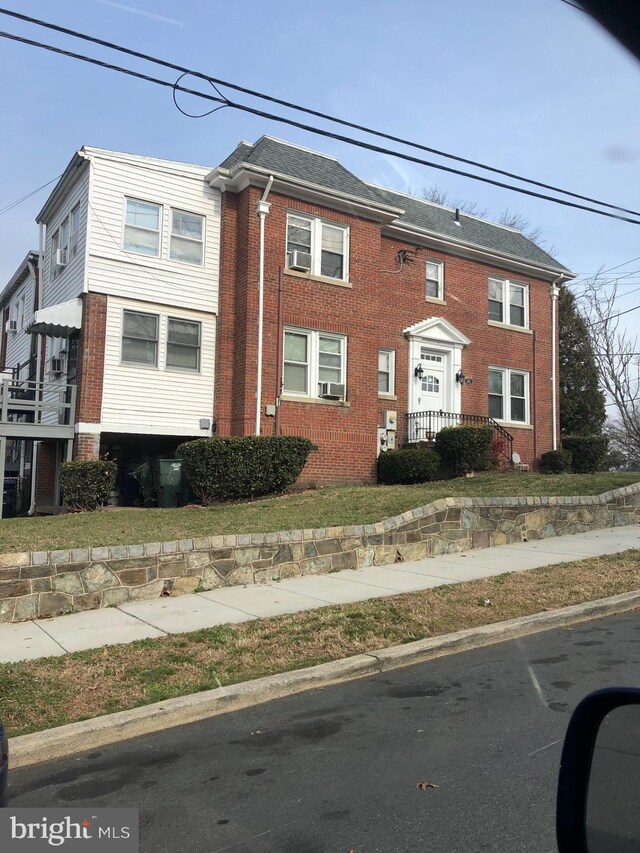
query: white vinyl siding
86 152 220 313
5 277 36 373
42 166 89 309
488 277 529 328
283 327 346 398
101 296 215 435
488 367 529 424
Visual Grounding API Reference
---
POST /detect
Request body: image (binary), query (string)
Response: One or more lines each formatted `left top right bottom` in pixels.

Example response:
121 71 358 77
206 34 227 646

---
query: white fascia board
36 151 90 224
83 147 211 181
384 222 576 281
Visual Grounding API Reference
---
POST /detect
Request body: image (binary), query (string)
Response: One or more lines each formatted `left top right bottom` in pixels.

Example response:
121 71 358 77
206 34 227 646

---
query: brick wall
216 188 558 484
35 440 58 512
75 292 107 425
74 433 101 460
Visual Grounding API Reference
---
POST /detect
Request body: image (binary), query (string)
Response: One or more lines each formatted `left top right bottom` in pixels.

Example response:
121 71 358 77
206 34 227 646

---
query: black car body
0 719 7 807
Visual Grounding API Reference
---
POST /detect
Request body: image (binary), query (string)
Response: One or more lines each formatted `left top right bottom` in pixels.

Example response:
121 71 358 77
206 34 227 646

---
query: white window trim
282 326 347 399
169 208 206 267
488 277 529 328
285 213 349 282
426 260 444 301
378 348 396 397
121 309 160 368
488 366 530 425
69 204 80 258
165 316 202 373
123 197 162 259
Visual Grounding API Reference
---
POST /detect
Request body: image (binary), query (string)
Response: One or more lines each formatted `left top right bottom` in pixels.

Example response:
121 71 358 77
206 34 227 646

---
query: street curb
10 588 640 769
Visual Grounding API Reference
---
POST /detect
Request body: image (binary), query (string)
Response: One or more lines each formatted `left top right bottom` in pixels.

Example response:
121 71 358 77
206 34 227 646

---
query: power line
2 7 640 222
3 29 640 232
0 174 62 216
585 303 640 328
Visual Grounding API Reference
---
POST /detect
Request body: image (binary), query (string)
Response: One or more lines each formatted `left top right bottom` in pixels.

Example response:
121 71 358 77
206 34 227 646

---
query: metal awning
27 298 83 337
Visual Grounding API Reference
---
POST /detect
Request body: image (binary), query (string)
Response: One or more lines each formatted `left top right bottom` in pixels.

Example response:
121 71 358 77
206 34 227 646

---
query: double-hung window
122 310 159 366
124 199 161 257
50 231 59 280
378 349 395 395
488 367 529 423
283 327 346 397
286 214 348 281
488 277 528 328
426 261 444 300
69 205 80 258
166 317 201 371
170 210 204 266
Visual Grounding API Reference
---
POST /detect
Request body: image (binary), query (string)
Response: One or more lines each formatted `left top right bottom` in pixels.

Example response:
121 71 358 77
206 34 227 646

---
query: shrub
177 435 313 503
434 426 494 477
561 434 609 474
540 449 572 474
60 460 118 511
377 448 440 485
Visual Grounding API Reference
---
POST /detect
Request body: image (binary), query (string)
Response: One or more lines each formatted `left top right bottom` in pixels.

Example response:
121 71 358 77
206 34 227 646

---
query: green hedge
434 426 494 477
177 436 313 503
377 448 440 485
561 434 609 474
60 460 118 512
540 449 572 474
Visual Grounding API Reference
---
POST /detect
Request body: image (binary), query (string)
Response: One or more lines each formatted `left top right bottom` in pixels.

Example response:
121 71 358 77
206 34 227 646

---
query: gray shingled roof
221 137 387 205
218 136 571 274
371 186 570 273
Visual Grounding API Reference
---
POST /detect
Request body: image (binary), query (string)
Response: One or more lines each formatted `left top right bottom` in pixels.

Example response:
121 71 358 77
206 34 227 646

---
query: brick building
1 136 573 511
208 136 573 485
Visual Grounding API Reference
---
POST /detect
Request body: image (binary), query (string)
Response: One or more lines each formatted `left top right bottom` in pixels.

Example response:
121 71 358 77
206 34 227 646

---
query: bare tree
579 279 640 467
419 186 553 250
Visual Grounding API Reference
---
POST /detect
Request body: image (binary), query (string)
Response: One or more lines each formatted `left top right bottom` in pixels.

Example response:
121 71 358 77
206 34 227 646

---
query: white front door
410 346 448 440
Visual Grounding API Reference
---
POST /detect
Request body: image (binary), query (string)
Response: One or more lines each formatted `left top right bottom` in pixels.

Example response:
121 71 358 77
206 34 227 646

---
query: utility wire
0 174 62 216
2 7 640 221
584 303 640 328
3 29 640 230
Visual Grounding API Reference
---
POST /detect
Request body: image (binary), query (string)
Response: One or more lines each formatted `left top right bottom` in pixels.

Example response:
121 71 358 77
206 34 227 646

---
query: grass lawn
2 548 639 737
0 472 637 553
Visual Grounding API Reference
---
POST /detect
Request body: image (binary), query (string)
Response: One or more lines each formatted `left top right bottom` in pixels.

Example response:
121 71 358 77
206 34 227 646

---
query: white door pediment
403 317 471 347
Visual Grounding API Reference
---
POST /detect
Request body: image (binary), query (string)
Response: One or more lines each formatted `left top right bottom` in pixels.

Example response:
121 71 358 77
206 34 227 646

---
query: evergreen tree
559 286 606 435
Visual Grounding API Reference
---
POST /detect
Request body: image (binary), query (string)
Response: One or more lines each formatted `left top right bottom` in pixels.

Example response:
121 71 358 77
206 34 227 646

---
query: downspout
28 226 46 514
550 274 565 451
255 175 274 435
275 266 284 436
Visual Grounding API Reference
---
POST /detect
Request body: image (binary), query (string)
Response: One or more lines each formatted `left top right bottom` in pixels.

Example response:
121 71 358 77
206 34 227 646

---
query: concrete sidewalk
1 525 638 663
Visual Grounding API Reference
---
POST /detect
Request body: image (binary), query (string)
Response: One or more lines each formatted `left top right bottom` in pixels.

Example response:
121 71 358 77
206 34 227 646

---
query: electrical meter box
384 410 397 431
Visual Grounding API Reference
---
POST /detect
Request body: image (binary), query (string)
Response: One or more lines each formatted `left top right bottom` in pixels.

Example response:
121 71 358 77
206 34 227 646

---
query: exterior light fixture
456 369 465 384
414 363 424 379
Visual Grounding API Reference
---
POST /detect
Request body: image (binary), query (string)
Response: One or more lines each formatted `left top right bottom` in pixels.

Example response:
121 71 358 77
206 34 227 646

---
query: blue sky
1 0 639 327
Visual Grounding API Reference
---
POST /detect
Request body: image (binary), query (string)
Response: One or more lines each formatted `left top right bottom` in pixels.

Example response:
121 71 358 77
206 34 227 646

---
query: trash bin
153 459 184 508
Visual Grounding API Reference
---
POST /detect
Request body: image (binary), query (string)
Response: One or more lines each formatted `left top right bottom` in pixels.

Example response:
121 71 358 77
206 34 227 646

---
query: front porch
406 410 514 465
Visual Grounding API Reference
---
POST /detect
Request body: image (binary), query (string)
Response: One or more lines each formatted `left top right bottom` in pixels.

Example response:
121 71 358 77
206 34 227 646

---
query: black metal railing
406 410 514 464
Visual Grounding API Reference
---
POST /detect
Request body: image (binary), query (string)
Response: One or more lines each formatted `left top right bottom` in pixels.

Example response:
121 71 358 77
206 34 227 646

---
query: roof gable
403 317 471 346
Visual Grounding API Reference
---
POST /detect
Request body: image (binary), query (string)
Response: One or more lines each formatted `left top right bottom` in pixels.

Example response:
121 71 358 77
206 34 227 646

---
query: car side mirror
557 688 640 852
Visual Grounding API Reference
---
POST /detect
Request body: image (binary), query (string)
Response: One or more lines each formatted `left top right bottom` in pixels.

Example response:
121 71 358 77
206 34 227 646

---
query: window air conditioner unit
7 319 18 333
318 381 345 400
289 250 312 272
49 356 64 375
55 248 68 267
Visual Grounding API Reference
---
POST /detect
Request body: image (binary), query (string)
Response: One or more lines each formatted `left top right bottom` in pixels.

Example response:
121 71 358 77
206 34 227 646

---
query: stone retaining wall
1 484 639 623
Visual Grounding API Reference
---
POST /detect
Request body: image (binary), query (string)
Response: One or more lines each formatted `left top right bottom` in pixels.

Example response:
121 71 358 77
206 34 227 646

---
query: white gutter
550 274 565 450
28 223 46 515
255 175 274 435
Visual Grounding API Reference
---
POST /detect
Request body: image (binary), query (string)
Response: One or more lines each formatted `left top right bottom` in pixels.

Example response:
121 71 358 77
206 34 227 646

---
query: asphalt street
8 611 640 853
